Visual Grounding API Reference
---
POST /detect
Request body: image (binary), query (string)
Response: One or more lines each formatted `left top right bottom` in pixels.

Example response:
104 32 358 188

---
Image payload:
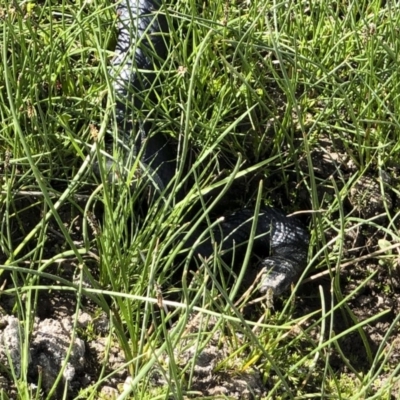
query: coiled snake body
105 0 309 297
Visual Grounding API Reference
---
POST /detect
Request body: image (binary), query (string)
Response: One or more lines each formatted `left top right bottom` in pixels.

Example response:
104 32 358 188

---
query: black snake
100 0 309 298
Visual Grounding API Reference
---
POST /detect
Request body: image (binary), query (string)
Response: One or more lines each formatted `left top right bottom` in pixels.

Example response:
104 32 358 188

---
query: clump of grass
1 0 400 398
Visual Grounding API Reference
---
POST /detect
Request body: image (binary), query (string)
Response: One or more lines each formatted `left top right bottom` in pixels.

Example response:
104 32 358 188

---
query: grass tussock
1 0 400 398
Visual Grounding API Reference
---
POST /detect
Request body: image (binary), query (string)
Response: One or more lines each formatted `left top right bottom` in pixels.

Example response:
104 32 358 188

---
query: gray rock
0 316 26 377
30 317 85 392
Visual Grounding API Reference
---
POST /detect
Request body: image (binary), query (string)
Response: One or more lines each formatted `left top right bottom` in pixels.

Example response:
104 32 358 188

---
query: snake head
259 256 303 297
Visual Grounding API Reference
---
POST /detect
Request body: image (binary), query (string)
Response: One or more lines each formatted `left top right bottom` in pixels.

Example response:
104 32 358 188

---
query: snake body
107 0 309 296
